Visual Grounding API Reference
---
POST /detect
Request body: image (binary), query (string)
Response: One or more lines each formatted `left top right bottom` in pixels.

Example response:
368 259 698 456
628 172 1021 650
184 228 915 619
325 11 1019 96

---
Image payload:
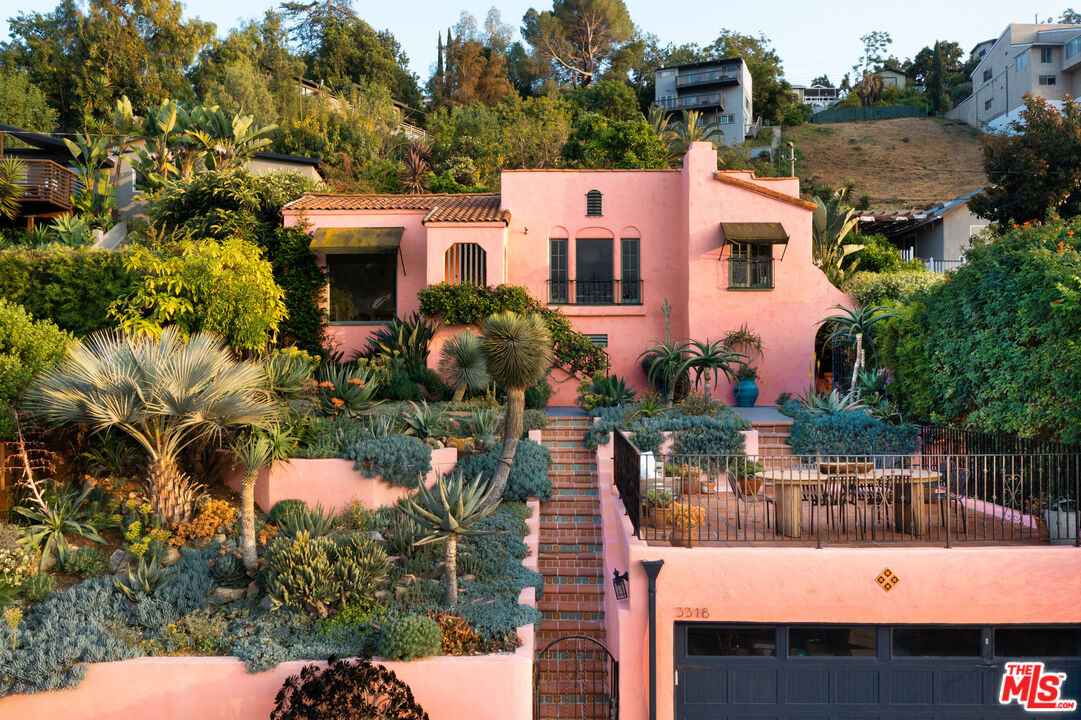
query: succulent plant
276 504 337 539
210 552 250 589
401 401 446 440
114 556 173 602
376 614 442 661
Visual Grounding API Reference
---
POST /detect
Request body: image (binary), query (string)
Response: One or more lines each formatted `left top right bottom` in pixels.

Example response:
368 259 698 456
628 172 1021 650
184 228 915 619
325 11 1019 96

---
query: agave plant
50 215 93 248
15 487 105 571
263 349 316 402
232 426 297 569
364 312 437 370
796 387 866 416
115 556 173 602
401 401 446 440
588 375 636 407
467 408 501 449
481 312 553 502
315 363 380 416
439 330 489 402
401 472 502 606
25 328 279 527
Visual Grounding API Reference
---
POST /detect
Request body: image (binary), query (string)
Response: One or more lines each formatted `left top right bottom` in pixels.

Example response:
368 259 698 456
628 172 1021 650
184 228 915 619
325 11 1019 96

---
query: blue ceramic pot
734 378 759 407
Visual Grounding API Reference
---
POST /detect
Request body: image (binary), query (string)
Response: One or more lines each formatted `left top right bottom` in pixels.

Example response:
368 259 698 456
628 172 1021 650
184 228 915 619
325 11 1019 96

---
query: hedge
843 269 945 308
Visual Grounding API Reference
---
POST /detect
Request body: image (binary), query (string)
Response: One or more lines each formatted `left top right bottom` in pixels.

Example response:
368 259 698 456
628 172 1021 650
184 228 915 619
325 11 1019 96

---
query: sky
0 0 1066 87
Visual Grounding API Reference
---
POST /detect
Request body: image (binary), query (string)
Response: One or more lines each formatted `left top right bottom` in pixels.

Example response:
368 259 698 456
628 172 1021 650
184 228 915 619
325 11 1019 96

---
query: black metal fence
547 279 643 305
613 430 642 536
917 422 1081 456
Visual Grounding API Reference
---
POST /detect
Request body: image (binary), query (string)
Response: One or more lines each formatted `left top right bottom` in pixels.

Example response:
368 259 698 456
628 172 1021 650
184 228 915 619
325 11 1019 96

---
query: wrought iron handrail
547 279 643 306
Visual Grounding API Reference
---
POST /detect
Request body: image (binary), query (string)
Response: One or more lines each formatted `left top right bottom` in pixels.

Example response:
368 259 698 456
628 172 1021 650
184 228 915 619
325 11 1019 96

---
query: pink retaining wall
0 501 541 720
596 448 1081 720
223 448 458 513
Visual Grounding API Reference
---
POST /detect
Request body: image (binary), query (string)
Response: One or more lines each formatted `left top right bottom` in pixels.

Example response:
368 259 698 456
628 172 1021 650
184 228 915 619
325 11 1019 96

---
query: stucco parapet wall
712 171 818 211
0 499 541 720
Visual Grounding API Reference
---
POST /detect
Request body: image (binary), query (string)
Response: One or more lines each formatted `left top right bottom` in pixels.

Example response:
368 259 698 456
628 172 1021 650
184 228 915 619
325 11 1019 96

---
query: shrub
452 438 553 501
0 247 131 336
670 419 748 457
57 548 107 578
0 526 35 588
843 269 944 307
0 298 71 439
363 312 436 370
264 530 388 617
270 659 429 720
417 283 608 376
630 411 751 454
845 233 918 274
170 499 238 547
268 499 307 527
376 614 442 661
341 435 433 487
578 374 635 412
789 410 919 456
524 378 552 409
522 408 548 434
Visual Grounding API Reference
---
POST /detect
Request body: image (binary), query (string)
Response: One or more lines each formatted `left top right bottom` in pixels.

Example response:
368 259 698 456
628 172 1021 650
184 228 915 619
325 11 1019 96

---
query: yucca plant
439 330 489 402
401 472 502 606
25 328 279 527
232 426 298 570
481 312 553 502
467 407 501 449
402 401 446 440
15 487 105 571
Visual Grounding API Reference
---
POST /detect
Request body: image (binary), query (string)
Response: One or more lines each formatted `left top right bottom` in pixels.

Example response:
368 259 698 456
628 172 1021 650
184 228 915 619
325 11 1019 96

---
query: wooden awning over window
720 222 789 244
309 227 404 254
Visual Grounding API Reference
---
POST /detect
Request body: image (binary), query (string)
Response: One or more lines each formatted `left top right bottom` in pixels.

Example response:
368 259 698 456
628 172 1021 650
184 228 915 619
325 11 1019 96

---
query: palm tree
402 472 501 606
232 427 297 570
25 328 279 527
0 158 27 221
673 110 722 153
685 339 746 403
813 188 864 284
439 330 489 402
647 105 679 166
481 312 552 500
820 304 896 391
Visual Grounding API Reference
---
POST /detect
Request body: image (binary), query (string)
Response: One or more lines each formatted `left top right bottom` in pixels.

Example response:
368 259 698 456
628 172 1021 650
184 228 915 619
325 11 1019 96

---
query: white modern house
654 59 757 143
791 83 843 110
947 22 1081 128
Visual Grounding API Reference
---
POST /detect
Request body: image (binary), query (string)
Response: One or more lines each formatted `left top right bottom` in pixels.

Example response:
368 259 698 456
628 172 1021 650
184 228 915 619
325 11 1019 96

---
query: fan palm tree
820 304 896 390
439 330 489 402
232 427 297 570
812 188 864 284
25 328 279 527
0 158 27 221
481 312 553 501
401 471 501 606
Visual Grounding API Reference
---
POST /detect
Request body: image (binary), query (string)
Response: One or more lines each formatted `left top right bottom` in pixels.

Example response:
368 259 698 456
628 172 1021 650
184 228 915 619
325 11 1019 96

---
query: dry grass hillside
783 117 987 210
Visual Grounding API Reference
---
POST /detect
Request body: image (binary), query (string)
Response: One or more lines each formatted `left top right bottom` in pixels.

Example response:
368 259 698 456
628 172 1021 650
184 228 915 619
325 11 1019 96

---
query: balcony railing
656 94 724 111
675 70 740 89
613 432 1080 547
728 257 773 289
15 159 76 210
548 279 642 306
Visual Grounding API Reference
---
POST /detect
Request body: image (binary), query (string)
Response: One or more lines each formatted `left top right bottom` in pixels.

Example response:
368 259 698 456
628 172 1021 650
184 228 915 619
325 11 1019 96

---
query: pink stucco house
282 142 848 404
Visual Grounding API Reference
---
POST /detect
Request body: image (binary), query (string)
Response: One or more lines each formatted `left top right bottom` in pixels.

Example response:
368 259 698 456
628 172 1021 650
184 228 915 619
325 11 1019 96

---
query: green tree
0 69 58 131
3 0 215 128
109 237 287 352
923 40 956 114
1061 9 1081 23
0 299 70 439
907 40 962 86
811 74 832 87
560 113 668 168
565 78 641 121
969 95 1081 226
232 427 295 569
481 312 553 501
852 31 893 78
705 30 796 124
26 328 278 526
521 0 634 86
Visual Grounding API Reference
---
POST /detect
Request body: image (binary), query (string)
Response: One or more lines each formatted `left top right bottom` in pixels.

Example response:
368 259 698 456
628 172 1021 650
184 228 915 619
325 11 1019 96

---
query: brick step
548 470 599 478
542 521 601 533
538 560 604 574
540 503 601 515
547 448 598 456
536 629 607 644
539 533 601 546
539 512 601 522
541 576 604 592
543 440 595 448
535 679 612 694
539 543 602 554
539 505 600 517
538 600 605 616
534 701 612 719
536 618 606 635
551 487 599 497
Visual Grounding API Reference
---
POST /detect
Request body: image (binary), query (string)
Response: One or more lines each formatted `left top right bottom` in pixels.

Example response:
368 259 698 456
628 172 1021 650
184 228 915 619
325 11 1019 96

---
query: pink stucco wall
0 501 541 720
595 448 1081 720
222 448 458 513
284 145 851 406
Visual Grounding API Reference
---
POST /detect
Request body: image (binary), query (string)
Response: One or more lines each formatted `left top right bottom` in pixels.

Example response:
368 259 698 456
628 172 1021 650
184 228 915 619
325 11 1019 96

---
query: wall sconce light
612 569 630 600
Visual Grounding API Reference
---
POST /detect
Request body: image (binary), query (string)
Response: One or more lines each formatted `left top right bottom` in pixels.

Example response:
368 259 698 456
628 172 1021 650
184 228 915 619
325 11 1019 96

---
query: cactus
401 472 501 606
376 614 442 661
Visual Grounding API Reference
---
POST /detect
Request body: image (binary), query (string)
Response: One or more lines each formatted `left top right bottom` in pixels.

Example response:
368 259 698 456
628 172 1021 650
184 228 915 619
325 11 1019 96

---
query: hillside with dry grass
783 117 987 210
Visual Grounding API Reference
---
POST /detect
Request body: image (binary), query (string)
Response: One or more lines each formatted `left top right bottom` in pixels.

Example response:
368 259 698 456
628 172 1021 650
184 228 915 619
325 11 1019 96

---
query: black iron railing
728 257 773 289
613 430 642 536
548 279 643 305
918 422 1081 456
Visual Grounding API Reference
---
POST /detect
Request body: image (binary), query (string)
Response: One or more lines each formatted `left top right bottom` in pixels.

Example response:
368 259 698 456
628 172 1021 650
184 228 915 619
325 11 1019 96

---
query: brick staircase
534 415 611 719
753 420 793 458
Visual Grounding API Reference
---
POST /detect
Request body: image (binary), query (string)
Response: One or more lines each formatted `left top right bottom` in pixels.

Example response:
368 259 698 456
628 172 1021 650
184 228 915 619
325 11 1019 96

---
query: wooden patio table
759 466 940 539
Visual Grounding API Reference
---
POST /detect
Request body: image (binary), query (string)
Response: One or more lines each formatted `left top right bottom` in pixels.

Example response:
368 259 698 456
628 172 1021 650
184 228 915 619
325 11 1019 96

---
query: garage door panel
680 668 726 705
891 670 935 704
834 669 880 704
787 669 831 703
731 669 778 703
934 669 984 705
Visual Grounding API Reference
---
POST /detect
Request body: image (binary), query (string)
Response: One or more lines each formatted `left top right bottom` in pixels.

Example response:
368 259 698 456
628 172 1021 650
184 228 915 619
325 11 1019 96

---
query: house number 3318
674 607 709 618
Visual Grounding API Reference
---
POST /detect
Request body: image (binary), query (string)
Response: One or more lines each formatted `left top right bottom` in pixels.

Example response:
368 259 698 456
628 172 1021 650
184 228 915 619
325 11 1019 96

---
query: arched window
586 190 602 217
445 242 487 286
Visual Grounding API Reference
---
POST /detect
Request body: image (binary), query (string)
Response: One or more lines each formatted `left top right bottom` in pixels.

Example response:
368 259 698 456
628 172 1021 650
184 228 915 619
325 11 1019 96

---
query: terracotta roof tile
713 173 817 211
283 193 509 224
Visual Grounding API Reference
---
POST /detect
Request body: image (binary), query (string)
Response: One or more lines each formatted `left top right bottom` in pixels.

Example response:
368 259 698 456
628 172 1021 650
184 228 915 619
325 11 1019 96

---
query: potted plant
1047 496 1078 545
645 490 673 531
666 462 701 496
724 324 763 408
669 504 705 548
734 457 765 494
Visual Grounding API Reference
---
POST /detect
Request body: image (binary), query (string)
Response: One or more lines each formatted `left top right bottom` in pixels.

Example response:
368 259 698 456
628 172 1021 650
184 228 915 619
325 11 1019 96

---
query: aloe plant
401 472 502 606
402 401 446 440
15 487 105 571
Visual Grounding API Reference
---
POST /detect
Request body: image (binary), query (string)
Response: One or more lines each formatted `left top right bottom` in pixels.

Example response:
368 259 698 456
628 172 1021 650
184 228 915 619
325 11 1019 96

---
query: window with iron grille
621 238 641 304
728 243 773 289
549 238 568 303
444 242 487 285
586 190 602 216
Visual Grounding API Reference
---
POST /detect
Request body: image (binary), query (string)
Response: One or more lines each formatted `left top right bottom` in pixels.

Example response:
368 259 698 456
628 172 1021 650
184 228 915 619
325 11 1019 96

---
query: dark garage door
675 623 1081 719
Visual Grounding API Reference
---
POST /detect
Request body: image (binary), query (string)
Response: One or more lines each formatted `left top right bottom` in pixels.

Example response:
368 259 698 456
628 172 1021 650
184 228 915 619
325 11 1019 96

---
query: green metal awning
309 227 404 254
720 222 789 244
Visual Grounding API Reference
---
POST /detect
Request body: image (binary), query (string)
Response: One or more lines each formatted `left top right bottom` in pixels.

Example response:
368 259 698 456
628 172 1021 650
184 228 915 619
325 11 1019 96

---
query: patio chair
934 460 969 535
726 471 775 536
822 474 865 539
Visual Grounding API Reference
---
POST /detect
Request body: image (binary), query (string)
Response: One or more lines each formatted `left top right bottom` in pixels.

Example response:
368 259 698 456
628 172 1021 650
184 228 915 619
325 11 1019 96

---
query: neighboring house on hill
853 188 990 269
791 83 843 110
947 22 1081 128
0 124 86 229
654 59 758 144
282 142 849 405
296 76 430 142
874 67 908 89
